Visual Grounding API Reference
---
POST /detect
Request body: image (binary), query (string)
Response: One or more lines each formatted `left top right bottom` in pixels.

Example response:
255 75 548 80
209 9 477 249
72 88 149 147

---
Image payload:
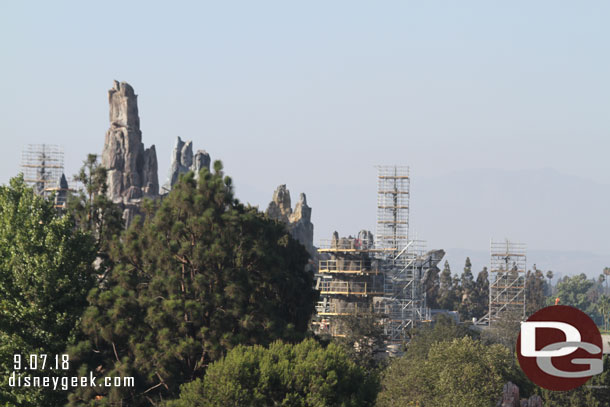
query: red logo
517 305 603 391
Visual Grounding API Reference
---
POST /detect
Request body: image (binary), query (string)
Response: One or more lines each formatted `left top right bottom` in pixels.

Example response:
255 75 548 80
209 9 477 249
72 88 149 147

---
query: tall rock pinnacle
102 81 159 222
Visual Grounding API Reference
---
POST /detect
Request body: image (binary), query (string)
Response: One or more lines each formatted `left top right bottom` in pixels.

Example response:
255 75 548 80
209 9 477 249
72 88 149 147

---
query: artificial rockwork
496 382 542 407
101 81 159 223
266 184 315 257
163 136 210 192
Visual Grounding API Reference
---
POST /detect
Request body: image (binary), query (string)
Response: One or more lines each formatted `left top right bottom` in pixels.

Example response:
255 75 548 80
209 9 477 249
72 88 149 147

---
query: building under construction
314 165 444 345
315 231 383 337
21 144 70 208
477 239 526 325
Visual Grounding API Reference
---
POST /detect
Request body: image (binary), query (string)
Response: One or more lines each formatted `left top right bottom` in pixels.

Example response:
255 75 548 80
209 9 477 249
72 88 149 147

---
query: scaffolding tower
372 165 429 342
478 239 526 326
21 144 65 197
375 165 409 251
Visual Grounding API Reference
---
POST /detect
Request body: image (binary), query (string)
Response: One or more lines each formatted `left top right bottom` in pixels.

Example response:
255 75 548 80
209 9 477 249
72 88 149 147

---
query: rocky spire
266 185 315 257
102 81 159 203
163 136 211 192
267 184 292 223
101 81 159 222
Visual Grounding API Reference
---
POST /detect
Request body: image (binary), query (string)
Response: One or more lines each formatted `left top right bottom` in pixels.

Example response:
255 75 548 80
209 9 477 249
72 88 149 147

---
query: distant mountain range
410 168 610 278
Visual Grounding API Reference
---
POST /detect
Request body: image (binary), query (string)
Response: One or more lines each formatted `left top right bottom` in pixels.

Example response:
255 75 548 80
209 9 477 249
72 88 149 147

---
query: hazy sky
1 2 609 261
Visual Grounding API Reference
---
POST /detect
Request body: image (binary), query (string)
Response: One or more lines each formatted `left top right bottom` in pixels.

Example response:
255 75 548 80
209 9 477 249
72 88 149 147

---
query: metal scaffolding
21 144 64 197
313 165 439 347
375 165 409 250
372 166 430 342
477 239 526 326
374 240 431 342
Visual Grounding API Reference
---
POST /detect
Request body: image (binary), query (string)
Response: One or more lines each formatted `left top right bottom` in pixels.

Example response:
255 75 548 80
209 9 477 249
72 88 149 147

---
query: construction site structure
373 166 431 342
21 144 65 197
314 165 443 346
476 239 526 326
375 165 410 251
315 231 383 337
44 173 71 209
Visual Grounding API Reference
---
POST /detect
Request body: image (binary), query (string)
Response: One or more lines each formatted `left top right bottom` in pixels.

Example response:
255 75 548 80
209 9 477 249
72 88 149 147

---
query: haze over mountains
411 167 610 279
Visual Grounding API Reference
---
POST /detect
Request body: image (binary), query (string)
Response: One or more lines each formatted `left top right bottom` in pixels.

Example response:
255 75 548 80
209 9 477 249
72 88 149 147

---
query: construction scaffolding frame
477 239 526 326
374 240 430 342
372 166 429 343
313 165 436 346
375 166 409 251
21 144 64 197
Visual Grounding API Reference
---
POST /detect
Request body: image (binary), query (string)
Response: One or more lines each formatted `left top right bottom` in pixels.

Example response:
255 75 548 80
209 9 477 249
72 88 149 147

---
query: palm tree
546 270 554 296
603 267 610 295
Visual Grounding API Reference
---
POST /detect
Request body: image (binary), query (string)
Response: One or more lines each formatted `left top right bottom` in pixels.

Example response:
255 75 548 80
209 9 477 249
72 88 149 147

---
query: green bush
167 339 378 407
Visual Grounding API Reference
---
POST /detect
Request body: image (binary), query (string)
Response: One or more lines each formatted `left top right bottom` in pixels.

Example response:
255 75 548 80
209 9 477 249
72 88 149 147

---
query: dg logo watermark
517 305 604 391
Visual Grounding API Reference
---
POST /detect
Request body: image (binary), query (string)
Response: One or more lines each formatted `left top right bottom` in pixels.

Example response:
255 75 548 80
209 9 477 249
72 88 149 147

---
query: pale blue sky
1 2 609 265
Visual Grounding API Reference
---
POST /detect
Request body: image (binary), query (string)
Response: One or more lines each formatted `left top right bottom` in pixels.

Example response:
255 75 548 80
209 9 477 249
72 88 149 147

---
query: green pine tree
471 267 489 319
67 153 124 280
525 266 548 316
458 257 476 320
438 261 459 311
68 163 318 406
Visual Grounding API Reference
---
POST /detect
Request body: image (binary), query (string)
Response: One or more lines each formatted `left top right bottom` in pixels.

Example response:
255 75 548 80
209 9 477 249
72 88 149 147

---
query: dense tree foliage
167 339 378 407
533 356 610 407
0 177 96 407
457 257 477 319
551 273 598 315
67 163 318 406
67 153 124 277
436 259 489 321
598 295 610 332
4 164 610 407
471 266 489 318
377 335 521 407
525 266 548 316
435 258 556 322
403 314 473 360
334 312 386 372
437 260 458 311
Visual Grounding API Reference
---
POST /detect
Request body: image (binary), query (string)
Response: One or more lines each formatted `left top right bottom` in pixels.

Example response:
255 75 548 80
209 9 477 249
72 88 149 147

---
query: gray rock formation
330 230 374 250
101 81 159 222
266 185 315 257
163 136 211 192
496 382 543 407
